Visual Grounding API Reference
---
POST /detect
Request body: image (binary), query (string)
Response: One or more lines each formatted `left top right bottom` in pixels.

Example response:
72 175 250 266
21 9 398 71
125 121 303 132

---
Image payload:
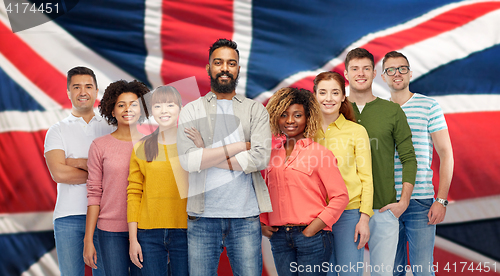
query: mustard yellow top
314 114 374 217
127 142 188 229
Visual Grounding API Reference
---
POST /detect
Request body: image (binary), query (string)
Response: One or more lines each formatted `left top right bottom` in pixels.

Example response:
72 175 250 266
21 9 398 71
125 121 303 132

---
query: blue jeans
137 228 188 276
53 215 104 276
368 209 399 276
327 209 364 276
393 199 436 276
97 229 141 276
269 226 332 276
188 215 262 276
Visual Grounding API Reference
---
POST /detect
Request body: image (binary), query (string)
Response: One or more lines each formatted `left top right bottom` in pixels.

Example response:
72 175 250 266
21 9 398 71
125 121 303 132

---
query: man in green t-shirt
344 48 417 276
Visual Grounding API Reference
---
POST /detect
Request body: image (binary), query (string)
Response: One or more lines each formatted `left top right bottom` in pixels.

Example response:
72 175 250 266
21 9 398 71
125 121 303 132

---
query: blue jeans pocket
387 209 399 220
414 198 433 209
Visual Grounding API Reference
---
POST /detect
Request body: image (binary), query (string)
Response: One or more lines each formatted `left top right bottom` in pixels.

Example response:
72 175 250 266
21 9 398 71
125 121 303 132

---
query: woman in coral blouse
261 87 349 276
83 80 148 276
313 72 373 276
127 85 193 276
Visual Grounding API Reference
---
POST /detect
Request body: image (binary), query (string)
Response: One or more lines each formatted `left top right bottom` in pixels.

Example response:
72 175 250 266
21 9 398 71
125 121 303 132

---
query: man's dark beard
210 71 238 94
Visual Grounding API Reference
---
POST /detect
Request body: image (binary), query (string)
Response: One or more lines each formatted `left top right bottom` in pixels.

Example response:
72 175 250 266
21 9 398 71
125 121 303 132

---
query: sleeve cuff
87 197 101 206
235 151 252 174
359 205 374 217
187 148 203 172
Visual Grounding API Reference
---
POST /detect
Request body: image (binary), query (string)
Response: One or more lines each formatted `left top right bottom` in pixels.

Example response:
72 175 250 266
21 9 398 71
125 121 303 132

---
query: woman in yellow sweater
127 85 191 275
313 72 374 276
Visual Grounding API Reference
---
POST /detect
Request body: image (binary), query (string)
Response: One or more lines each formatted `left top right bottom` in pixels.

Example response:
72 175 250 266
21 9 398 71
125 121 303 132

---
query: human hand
185 127 205 148
129 239 143 269
354 214 370 249
83 240 97 269
428 201 446 225
261 224 278 239
379 201 408 219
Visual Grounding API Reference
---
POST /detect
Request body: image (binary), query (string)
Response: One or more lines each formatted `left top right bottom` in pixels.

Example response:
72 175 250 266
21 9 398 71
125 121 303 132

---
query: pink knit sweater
87 134 137 232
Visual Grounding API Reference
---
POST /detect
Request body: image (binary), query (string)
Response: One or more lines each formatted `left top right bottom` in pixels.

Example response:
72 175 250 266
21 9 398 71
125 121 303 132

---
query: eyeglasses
383 66 410 76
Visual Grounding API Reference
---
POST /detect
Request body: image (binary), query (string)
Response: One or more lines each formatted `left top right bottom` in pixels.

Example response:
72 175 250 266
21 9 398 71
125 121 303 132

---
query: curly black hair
99 80 150 126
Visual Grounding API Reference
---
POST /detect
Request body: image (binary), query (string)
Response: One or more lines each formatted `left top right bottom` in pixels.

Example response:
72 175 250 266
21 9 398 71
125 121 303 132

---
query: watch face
437 198 448 206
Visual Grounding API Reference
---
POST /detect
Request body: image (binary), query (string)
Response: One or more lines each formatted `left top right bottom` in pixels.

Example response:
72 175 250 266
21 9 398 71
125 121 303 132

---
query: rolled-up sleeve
177 102 204 173
87 141 103 206
234 103 271 174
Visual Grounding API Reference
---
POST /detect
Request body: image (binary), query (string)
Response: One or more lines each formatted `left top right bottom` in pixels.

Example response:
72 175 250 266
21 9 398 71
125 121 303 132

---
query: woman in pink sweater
83 80 149 276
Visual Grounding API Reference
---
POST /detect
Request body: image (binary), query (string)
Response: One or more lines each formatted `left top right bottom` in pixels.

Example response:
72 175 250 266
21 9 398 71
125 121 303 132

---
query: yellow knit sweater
127 142 188 229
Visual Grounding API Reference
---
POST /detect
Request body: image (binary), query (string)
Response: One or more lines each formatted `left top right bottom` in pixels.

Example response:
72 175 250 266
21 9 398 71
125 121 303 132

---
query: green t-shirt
351 97 417 209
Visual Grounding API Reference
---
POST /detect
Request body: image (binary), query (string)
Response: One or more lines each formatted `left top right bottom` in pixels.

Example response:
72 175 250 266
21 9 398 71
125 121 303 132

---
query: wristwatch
436 198 448 207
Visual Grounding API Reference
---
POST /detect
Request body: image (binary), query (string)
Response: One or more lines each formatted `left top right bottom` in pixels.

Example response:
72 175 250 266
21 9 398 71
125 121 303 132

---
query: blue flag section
1 1 500 275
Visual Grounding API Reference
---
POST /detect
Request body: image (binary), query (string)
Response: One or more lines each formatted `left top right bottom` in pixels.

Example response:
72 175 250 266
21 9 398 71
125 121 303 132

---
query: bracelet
223 145 233 171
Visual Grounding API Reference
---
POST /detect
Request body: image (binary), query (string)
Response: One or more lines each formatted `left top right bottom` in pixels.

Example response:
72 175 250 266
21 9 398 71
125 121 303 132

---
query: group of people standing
44 38 453 276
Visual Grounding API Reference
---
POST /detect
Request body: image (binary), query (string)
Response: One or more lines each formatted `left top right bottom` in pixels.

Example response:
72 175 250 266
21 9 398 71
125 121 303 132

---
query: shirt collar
331 113 347 130
276 137 313 149
67 112 103 123
205 91 245 103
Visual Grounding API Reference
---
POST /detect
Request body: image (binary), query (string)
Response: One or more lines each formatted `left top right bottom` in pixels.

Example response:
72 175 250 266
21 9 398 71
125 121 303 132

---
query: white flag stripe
233 0 253 96
441 195 500 224
0 211 54 233
21 249 60 276
0 52 62 111
144 0 164 88
254 0 500 111
0 110 70 133
0 7 135 97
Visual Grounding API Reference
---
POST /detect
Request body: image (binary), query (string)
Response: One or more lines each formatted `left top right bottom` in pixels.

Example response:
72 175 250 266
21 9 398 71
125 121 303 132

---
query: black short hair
67 66 98 90
99 80 150 126
208 39 239 61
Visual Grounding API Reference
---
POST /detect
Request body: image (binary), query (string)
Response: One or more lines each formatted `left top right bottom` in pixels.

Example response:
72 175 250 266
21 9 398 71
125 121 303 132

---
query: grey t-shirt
192 99 259 218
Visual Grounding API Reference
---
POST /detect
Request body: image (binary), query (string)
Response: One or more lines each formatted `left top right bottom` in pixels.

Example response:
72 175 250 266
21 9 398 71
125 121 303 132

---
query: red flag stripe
160 0 234 96
0 22 70 109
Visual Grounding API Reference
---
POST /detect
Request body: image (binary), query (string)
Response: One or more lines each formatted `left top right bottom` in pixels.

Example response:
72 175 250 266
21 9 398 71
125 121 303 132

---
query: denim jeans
393 199 436 276
327 209 364 276
188 215 262 276
137 228 188 276
53 215 105 276
368 209 399 276
97 229 141 276
269 226 332 276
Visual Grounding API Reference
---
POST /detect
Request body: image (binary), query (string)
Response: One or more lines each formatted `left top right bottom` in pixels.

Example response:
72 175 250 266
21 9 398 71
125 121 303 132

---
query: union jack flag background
1 0 500 275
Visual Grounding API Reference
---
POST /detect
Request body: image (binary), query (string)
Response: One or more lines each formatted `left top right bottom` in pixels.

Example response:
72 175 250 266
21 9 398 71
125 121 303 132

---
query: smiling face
152 101 180 131
111 92 140 127
279 103 307 141
67 74 98 113
344 57 376 93
206 46 240 94
315 79 345 118
381 57 412 92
